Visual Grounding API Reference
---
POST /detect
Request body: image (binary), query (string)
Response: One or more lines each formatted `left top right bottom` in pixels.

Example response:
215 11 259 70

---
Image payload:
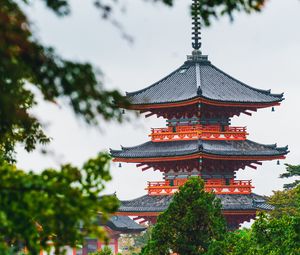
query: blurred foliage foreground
1 1 124 254
0 0 126 162
0 153 119 255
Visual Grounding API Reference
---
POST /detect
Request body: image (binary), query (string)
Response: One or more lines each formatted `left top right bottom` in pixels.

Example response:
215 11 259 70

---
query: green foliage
90 246 113 255
206 187 300 255
119 228 151 254
26 0 267 26
133 227 152 250
207 214 300 255
205 229 251 255
268 186 300 218
0 0 271 161
251 213 300 255
267 164 300 217
141 178 226 255
0 153 119 255
280 164 300 189
1 0 127 162
190 0 266 26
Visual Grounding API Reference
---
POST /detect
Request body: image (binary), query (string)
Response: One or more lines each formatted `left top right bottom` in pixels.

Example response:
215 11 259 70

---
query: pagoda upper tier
123 51 283 119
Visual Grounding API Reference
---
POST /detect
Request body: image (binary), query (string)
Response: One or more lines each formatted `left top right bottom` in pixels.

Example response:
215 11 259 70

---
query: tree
280 164 300 189
90 246 114 255
268 187 299 218
206 187 300 255
205 229 253 255
1 0 129 162
264 164 300 218
25 0 268 26
141 178 226 255
265 163 300 218
119 228 152 255
0 153 119 255
207 213 300 255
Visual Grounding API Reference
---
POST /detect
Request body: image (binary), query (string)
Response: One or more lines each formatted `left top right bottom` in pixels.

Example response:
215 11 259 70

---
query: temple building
74 216 146 255
39 216 145 255
111 0 288 230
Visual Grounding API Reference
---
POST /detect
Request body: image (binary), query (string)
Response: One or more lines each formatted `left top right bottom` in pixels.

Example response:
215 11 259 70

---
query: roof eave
111 153 287 163
123 96 283 110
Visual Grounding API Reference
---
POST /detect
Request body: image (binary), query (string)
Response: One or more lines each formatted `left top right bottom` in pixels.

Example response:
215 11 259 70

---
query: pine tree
141 178 226 255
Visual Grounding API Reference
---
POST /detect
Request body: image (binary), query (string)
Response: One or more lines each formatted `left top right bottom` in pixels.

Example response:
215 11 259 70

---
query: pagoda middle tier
111 139 287 194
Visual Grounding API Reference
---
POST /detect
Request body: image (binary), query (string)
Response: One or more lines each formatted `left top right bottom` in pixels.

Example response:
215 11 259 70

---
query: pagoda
111 0 288 230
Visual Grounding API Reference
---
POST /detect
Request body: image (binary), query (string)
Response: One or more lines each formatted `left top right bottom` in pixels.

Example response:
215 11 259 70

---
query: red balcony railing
149 125 247 142
146 179 253 195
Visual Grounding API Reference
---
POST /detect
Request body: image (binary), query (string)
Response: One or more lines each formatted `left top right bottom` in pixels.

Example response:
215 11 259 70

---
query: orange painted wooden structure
146 179 253 195
150 125 247 141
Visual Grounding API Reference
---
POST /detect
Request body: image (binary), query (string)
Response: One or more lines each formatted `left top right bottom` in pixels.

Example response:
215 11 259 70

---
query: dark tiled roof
126 54 283 105
110 140 288 159
118 193 271 212
106 216 146 233
120 195 173 212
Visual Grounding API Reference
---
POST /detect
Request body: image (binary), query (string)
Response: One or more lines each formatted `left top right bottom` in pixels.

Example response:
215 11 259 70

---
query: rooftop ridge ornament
191 0 201 51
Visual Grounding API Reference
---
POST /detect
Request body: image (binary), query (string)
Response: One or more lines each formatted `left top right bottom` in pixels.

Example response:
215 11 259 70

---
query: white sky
17 0 300 200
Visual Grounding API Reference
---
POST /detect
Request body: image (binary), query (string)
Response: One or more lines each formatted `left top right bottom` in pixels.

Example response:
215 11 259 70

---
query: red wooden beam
113 154 286 163
142 166 152 171
242 111 252 116
248 108 257 112
247 164 257 170
139 219 148 224
132 216 142 221
145 112 155 118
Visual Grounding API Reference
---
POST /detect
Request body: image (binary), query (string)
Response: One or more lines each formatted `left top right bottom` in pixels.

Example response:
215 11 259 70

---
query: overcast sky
17 0 300 200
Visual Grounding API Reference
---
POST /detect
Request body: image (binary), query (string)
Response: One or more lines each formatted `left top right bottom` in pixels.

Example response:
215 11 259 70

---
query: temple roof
105 216 146 233
126 52 283 106
110 139 288 159
118 193 273 212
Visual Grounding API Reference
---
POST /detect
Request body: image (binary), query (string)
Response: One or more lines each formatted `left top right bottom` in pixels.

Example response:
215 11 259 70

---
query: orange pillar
97 240 102 251
114 238 119 254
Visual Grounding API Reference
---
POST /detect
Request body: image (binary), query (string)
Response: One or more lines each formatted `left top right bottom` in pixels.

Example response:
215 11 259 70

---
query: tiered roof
118 193 273 213
126 53 283 107
106 216 146 233
111 140 288 160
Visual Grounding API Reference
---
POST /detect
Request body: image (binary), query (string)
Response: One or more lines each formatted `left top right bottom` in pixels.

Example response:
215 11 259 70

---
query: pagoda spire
191 0 201 51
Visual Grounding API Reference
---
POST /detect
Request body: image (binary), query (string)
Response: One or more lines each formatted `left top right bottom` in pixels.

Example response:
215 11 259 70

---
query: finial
191 0 201 51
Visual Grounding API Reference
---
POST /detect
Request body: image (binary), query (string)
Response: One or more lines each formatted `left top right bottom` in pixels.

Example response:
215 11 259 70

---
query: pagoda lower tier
111 139 287 230
115 193 273 230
